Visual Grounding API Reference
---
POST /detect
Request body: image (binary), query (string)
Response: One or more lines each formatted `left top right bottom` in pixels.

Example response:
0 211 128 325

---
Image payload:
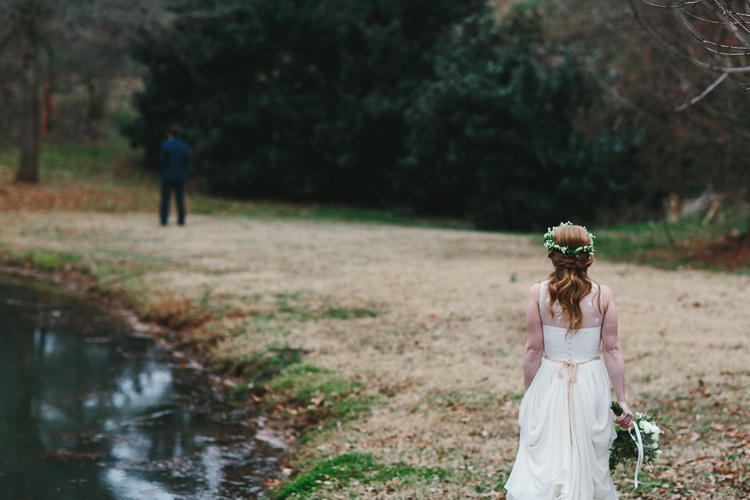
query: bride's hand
615 400 634 430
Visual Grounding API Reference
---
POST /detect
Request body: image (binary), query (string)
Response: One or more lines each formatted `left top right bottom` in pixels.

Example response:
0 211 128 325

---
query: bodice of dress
543 325 601 362
539 280 604 362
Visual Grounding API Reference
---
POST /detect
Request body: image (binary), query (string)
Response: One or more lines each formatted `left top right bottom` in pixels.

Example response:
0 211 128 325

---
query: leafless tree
0 0 192 183
619 0 750 231
626 1 750 108
526 0 750 229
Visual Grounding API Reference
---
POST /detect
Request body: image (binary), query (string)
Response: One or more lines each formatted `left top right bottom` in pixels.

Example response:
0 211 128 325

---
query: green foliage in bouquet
609 402 662 474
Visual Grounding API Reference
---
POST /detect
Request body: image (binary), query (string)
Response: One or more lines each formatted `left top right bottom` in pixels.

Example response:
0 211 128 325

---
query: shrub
123 2 642 230
397 13 642 230
123 0 484 206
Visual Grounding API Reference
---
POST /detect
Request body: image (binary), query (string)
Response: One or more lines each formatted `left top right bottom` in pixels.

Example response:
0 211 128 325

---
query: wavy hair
546 225 597 333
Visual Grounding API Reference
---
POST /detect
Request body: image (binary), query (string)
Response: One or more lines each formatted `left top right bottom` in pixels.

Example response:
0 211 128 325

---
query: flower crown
543 221 596 256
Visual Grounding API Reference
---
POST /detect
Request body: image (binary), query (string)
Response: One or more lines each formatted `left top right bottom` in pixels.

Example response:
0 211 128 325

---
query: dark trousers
160 181 185 225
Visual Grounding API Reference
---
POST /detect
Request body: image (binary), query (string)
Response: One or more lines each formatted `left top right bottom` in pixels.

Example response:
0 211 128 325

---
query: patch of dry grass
0 212 748 499
138 294 213 330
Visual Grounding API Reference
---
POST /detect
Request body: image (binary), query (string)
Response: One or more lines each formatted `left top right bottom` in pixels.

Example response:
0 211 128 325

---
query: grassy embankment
1 137 749 500
2 133 745 270
596 209 750 272
0 135 471 228
0 137 483 496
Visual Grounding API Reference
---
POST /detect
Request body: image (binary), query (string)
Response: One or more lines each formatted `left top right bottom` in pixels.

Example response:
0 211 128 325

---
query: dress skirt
505 358 618 500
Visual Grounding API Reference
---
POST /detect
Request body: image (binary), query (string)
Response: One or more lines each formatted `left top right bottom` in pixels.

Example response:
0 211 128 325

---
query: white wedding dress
505 281 618 500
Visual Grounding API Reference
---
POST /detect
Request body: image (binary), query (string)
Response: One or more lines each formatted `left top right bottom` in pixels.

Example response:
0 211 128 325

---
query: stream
0 277 281 500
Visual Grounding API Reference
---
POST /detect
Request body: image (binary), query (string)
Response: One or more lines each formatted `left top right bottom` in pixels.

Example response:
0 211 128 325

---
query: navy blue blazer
159 139 190 182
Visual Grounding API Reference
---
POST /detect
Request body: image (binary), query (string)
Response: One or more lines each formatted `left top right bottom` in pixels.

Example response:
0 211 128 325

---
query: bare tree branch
626 0 750 73
624 0 750 110
674 71 729 111
701 0 750 45
637 0 702 9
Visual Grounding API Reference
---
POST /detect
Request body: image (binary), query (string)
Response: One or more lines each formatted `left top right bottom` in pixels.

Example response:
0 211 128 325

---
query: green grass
269 364 362 404
0 135 148 185
229 345 310 389
594 206 750 271
271 294 381 322
8 129 750 274
191 199 439 227
268 364 375 444
272 453 449 500
0 248 82 272
0 134 471 229
0 246 173 294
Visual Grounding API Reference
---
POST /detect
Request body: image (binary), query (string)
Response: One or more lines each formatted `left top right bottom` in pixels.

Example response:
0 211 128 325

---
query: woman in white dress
505 223 634 500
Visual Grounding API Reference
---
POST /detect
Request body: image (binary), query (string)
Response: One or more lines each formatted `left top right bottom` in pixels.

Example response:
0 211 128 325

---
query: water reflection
0 279 279 499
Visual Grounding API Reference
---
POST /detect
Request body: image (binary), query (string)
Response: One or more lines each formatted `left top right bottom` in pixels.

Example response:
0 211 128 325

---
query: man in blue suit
159 126 190 226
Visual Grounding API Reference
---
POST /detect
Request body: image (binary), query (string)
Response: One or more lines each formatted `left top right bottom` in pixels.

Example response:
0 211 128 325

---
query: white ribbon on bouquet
627 422 645 489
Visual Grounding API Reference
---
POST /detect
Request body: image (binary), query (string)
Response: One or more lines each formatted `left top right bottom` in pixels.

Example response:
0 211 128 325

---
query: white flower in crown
543 221 596 256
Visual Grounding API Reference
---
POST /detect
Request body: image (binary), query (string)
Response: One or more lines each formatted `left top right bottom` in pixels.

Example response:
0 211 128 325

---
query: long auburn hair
546 225 597 333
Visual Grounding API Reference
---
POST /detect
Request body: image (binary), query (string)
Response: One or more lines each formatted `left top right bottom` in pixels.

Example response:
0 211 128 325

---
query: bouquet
609 402 662 488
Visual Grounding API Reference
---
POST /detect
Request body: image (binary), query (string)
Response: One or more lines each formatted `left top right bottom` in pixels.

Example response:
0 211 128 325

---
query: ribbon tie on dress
543 355 600 394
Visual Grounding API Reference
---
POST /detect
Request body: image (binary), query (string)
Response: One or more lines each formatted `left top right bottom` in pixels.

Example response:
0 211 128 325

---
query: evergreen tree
124 0 484 205
398 13 641 230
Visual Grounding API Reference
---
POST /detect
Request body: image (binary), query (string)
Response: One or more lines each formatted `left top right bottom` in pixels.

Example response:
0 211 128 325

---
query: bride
505 222 634 500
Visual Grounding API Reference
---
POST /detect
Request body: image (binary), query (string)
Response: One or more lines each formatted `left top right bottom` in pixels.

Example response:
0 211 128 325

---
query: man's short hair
169 125 181 138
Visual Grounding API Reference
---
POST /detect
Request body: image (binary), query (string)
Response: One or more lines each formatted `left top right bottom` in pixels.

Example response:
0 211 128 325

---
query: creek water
0 278 281 500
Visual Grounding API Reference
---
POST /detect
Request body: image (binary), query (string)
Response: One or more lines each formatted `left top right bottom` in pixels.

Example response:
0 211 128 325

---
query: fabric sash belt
543 355 600 383
542 355 601 405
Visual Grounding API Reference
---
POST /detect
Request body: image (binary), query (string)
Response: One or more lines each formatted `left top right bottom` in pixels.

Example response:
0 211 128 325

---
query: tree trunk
87 77 111 122
43 44 55 133
16 16 40 183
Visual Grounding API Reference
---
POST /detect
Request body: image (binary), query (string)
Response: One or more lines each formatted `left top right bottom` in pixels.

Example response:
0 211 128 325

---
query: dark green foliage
272 452 448 499
609 428 643 474
123 0 484 205
123 1 642 230
399 13 641 230
608 405 661 474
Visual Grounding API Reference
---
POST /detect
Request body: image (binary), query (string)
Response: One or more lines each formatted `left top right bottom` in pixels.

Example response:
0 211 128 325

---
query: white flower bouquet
609 402 663 487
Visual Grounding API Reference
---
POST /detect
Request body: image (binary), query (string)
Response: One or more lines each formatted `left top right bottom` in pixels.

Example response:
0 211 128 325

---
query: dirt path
1 212 748 499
